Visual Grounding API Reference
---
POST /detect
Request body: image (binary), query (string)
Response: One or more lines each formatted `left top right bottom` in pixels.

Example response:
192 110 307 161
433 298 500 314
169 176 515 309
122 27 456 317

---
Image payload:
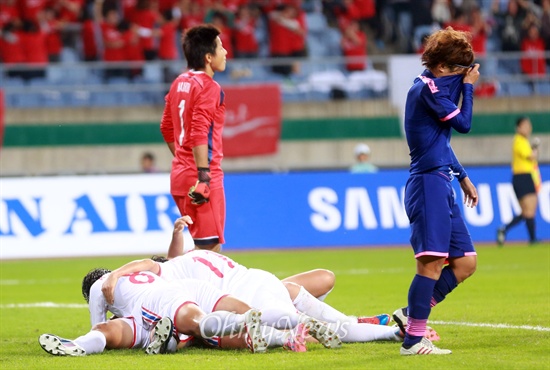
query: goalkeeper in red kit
160 24 228 252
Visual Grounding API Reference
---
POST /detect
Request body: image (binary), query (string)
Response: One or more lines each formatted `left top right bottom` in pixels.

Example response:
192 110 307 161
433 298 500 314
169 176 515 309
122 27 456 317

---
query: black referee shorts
512 173 536 200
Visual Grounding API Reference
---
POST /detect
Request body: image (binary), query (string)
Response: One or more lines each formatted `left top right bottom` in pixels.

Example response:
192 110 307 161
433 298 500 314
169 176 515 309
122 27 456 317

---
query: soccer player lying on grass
39 268 269 356
166 216 391 327
102 248 405 346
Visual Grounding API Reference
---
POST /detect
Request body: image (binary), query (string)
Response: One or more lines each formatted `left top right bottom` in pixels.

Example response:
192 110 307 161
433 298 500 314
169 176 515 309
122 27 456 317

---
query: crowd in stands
0 0 549 81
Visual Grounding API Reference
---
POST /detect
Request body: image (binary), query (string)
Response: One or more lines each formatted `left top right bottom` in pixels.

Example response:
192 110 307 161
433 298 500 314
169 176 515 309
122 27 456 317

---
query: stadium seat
41 89 66 107
68 90 92 107
143 63 163 83
13 92 43 108
533 82 550 95
90 91 121 106
306 13 328 36
60 47 79 63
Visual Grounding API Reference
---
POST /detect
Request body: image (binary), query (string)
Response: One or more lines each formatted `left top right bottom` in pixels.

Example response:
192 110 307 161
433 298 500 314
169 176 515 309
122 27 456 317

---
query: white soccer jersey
157 250 295 312
88 271 226 348
88 270 166 327
158 250 249 292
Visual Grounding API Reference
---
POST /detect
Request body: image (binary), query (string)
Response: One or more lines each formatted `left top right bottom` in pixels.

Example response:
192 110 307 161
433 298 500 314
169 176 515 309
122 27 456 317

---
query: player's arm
447 64 480 133
167 216 193 259
101 260 160 304
89 281 109 327
187 87 217 204
160 94 176 156
449 147 478 207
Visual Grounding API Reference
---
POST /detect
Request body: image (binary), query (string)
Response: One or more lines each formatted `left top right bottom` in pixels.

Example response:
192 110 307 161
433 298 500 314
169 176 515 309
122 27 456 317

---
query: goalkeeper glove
188 167 211 205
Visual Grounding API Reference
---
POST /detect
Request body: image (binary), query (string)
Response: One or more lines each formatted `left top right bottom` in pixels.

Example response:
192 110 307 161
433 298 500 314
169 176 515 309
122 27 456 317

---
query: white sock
317 288 333 301
261 326 288 347
199 311 244 337
260 307 299 329
332 322 401 342
293 286 353 325
73 330 107 354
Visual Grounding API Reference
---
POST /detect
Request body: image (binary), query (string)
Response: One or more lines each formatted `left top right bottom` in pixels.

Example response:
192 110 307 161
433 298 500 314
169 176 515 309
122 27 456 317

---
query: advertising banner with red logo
222 84 281 157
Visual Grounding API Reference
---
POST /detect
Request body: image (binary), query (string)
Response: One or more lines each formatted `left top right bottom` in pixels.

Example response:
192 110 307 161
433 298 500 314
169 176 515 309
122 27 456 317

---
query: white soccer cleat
392 307 408 334
302 317 342 349
400 337 451 355
146 317 176 355
39 334 86 356
242 309 267 353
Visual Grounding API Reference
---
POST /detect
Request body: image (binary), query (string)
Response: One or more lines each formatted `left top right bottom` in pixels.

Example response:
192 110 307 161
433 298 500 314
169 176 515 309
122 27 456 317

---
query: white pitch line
0 302 87 309
429 320 550 332
1 303 549 333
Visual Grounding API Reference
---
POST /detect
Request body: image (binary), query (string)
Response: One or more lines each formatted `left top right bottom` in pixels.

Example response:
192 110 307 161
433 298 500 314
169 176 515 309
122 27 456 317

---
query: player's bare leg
39 318 134 356
282 269 335 299
447 255 477 283
176 301 266 353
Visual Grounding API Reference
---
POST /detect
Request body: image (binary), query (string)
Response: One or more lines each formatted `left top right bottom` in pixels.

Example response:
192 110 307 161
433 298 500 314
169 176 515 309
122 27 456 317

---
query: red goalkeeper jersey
160 70 226 195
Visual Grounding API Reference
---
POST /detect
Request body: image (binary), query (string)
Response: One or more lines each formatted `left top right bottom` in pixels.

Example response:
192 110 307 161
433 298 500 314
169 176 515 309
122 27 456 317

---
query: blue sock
403 274 437 348
432 266 458 305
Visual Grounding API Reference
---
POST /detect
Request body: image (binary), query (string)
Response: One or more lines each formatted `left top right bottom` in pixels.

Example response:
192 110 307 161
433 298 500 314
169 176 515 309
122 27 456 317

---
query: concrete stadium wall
2 97 549 176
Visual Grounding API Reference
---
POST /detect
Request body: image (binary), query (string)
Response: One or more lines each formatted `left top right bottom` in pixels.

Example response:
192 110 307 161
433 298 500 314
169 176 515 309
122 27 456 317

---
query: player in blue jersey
393 27 481 356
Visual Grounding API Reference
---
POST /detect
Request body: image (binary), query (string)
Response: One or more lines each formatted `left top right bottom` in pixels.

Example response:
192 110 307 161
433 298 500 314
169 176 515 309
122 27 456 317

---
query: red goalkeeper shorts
172 187 226 246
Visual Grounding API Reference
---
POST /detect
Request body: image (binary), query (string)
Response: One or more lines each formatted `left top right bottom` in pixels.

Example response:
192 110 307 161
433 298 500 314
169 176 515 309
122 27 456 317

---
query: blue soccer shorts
404 171 476 259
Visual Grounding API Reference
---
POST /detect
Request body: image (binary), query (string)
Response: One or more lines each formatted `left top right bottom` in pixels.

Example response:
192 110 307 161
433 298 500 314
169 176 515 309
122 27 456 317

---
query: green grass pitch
1 243 548 369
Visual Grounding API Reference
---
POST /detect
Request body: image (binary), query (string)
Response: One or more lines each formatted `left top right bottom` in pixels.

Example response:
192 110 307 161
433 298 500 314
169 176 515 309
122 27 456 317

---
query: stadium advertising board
222 84 281 157
1 165 548 259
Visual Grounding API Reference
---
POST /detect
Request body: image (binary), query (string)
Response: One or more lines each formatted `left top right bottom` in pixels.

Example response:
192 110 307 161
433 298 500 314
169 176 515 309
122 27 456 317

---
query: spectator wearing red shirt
128 0 159 60
0 22 26 79
268 4 303 76
121 21 144 79
521 23 546 76
20 20 48 79
42 7 63 62
0 0 20 30
121 0 138 19
179 1 204 31
341 19 367 71
157 9 178 60
18 0 47 24
339 0 362 26
81 6 98 61
53 0 84 23
100 8 128 80
469 6 490 56
289 2 307 58
233 4 259 58
210 11 234 59
157 0 178 13
157 9 179 82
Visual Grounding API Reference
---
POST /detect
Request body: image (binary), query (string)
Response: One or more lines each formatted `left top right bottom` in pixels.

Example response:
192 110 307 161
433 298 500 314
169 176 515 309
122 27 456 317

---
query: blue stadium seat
306 13 328 36
90 91 121 106
60 47 79 63
13 93 43 108
68 90 92 107
502 82 532 96
307 35 328 57
534 82 550 95
41 89 66 107
3 77 25 87
143 64 163 83
120 91 147 105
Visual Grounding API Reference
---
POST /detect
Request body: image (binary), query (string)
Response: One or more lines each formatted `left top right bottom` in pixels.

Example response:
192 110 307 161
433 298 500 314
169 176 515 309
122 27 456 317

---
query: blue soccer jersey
404 69 476 257
404 70 474 180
